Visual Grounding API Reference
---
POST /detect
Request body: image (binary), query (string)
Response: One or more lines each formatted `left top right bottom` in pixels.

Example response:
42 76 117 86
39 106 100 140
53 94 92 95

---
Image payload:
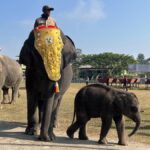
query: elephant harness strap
34 26 64 93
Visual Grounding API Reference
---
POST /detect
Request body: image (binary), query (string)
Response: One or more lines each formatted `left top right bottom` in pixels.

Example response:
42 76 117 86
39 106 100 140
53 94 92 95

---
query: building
78 65 112 80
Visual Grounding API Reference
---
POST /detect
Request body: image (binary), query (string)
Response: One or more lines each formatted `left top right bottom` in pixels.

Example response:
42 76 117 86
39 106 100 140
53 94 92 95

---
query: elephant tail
71 95 77 125
71 107 76 125
71 88 85 125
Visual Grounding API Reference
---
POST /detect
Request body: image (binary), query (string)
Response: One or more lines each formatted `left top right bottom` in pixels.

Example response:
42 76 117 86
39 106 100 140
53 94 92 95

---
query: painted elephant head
114 91 141 137
19 30 76 70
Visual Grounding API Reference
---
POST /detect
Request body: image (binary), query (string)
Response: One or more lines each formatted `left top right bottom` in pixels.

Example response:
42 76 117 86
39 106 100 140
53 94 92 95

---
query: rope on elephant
34 26 64 82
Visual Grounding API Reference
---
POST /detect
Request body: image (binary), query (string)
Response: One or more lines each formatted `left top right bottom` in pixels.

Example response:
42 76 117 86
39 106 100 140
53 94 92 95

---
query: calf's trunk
128 121 140 137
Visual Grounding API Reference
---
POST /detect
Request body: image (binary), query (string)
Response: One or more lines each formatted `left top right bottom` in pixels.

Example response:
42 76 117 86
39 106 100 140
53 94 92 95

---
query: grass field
0 83 150 144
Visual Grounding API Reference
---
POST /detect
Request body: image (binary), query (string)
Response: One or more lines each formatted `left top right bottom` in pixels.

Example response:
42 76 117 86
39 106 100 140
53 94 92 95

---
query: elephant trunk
128 120 141 137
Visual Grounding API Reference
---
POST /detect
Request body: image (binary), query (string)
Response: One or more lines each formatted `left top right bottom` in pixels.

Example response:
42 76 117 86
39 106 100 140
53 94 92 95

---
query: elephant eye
130 106 138 113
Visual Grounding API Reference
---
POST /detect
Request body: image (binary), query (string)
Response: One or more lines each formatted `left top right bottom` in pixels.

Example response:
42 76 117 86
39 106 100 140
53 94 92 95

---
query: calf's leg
113 115 127 145
98 116 112 144
67 121 81 139
79 116 90 140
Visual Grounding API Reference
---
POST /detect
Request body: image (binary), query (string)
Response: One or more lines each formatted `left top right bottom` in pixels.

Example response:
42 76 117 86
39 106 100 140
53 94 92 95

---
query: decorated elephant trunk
34 26 63 82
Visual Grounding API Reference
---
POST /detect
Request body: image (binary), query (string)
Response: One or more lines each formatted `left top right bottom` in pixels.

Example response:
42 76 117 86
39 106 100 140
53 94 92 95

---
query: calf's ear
130 92 137 98
113 93 127 113
130 106 138 113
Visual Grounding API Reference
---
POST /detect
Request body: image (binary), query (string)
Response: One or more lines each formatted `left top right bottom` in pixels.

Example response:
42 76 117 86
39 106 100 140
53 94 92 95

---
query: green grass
0 83 150 144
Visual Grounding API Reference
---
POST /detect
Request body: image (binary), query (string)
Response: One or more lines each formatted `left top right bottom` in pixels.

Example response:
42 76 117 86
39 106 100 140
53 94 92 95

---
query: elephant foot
10 100 16 105
118 141 127 146
25 127 38 135
38 131 56 142
49 131 56 141
79 136 88 140
1 100 11 104
98 138 108 145
79 134 88 140
66 128 74 139
38 135 51 142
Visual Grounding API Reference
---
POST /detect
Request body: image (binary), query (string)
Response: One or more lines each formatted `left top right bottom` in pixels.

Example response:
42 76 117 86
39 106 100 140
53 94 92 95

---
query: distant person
85 76 89 85
106 76 109 86
123 75 128 91
34 5 57 28
144 75 148 84
96 74 101 83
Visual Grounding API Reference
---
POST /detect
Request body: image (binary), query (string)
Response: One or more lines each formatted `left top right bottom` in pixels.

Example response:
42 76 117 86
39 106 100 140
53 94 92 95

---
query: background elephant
0 55 22 104
67 84 141 145
19 30 76 141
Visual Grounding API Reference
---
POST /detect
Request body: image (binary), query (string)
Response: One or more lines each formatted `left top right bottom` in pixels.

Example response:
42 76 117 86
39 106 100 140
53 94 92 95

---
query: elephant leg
67 121 81 139
11 78 21 104
34 99 44 136
52 95 62 128
48 124 56 141
79 120 89 140
2 88 10 104
46 95 61 141
18 91 21 98
38 99 44 127
98 116 112 144
78 113 89 140
25 92 39 135
43 94 63 141
39 94 55 141
113 115 127 145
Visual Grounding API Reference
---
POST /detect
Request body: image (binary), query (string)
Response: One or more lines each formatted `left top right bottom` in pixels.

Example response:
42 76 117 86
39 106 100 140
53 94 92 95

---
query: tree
144 58 150 64
72 48 82 80
72 51 137 79
79 52 136 76
137 53 145 64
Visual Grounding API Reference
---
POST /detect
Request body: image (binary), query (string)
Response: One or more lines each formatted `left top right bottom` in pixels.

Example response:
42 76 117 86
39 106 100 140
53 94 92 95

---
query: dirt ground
0 121 149 150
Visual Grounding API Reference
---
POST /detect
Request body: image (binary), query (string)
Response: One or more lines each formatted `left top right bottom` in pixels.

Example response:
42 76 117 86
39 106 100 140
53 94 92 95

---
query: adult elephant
0 55 22 104
19 30 76 141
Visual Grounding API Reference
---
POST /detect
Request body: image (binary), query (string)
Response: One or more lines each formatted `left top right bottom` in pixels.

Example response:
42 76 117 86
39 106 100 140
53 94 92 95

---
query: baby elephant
67 84 141 145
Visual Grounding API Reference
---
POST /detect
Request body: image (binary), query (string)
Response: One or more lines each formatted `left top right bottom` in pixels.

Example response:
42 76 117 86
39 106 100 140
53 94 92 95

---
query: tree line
72 49 150 77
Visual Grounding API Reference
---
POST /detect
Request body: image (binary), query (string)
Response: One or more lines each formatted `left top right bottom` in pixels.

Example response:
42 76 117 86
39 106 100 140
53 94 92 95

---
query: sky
0 0 150 59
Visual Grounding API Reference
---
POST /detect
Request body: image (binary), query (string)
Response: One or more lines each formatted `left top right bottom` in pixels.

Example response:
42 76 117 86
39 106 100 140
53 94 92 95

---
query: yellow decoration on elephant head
34 27 64 81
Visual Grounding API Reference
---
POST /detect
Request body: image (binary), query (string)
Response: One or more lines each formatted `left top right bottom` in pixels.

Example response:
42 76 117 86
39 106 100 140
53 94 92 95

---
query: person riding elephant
19 13 76 142
34 5 57 29
0 55 22 104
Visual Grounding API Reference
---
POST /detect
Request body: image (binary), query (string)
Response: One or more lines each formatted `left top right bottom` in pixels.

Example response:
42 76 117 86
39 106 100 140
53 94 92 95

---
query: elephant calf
67 84 141 145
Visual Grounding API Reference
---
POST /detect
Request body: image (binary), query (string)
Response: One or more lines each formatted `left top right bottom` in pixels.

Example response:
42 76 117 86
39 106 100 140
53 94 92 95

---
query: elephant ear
19 31 35 67
62 35 77 68
113 91 127 113
129 92 138 101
